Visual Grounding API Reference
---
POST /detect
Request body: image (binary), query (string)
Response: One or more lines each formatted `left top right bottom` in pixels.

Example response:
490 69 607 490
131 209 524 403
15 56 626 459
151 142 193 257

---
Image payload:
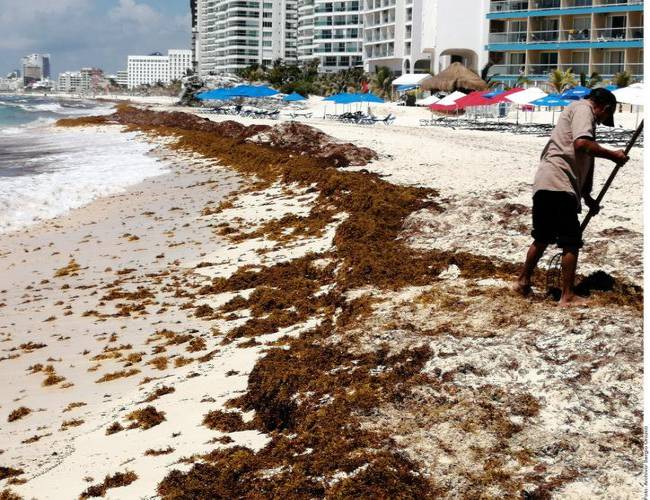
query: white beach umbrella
436 91 466 106
613 83 644 106
505 87 547 105
416 95 440 106
613 84 644 127
505 87 548 125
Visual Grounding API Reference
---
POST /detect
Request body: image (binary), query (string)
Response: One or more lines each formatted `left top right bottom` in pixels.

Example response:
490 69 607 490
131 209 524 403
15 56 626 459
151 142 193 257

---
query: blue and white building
486 0 644 82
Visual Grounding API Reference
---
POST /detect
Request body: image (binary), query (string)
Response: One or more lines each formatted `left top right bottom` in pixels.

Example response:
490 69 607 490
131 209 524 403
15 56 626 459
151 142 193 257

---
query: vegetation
547 68 577 93
611 70 633 88
236 58 373 97
579 71 603 88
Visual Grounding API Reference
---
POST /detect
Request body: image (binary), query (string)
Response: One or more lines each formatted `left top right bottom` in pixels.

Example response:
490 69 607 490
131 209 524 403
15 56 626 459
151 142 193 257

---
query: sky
0 0 191 76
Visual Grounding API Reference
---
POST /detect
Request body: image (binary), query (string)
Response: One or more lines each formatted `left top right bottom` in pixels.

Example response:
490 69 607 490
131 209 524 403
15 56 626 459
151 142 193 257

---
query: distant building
195 0 298 76
190 0 199 72
127 49 192 89
116 70 128 87
57 68 105 93
0 76 21 92
58 71 83 93
21 54 51 86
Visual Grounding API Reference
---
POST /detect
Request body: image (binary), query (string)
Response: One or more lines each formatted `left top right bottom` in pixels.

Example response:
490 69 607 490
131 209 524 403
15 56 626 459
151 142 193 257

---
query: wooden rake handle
580 120 644 232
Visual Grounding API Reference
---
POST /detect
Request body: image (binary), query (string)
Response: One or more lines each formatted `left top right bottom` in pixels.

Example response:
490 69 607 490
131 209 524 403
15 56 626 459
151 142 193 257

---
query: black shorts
531 190 583 248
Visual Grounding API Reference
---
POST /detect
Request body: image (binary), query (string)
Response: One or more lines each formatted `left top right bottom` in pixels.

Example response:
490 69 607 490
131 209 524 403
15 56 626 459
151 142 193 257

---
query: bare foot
513 281 532 297
558 294 589 307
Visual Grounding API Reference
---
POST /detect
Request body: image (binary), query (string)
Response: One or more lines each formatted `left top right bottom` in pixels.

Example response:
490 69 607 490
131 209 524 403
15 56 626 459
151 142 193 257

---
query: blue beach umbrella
531 94 571 125
196 88 233 100
531 94 572 107
560 85 591 100
484 89 504 98
283 92 307 102
228 85 278 98
355 92 384 103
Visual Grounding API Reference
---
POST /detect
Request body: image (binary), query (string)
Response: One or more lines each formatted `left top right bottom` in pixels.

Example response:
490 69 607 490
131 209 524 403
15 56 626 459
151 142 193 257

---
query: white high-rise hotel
127 50 193 89
194 0 298 76
194 1 489 76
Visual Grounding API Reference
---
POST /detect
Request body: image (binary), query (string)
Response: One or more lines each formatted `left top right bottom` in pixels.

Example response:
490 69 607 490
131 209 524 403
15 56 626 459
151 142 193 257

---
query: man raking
515 88 629 306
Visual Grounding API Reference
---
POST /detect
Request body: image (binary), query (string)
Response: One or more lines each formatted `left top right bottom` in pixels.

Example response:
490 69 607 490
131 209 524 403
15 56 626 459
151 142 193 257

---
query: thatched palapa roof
421 62 488 92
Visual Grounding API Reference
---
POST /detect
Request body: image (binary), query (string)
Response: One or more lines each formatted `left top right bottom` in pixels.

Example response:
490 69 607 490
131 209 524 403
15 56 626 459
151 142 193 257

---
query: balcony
488 31 527 43
488 26 643 45
489 0 640 13
591 62 625 74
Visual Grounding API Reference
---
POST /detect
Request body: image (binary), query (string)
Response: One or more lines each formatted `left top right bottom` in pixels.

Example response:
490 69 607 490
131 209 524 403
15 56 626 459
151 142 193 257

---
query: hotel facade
127 50 193 89
195 0 298 76
486 0 644 82
297 0 364 73
362 0 488 75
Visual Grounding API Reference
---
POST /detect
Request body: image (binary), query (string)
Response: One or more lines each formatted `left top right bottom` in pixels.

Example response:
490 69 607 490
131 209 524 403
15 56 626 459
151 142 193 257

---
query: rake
546 120 644 297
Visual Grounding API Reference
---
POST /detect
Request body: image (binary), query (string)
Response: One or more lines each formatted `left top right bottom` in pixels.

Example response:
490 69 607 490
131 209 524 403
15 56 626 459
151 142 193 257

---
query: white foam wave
0 127 24 135
0 129 170 234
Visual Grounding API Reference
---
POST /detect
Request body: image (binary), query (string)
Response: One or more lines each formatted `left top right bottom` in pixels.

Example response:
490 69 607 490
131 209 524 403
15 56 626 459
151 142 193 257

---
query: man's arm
574 137 629 164
582 165 599 213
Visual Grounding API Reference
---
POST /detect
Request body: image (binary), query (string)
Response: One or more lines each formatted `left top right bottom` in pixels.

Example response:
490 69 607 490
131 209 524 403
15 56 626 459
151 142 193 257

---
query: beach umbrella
560 85 591 100
228 84 278 98
532 94 571 125
484 89 504 99
421 62 488 93
613 83 645 127
416 95 440 106
355 92 384 103
196 88 233 100
505 87 547 105
487 87 524 103
283 92 306 102
505 87 548 125
435 91 466 106
612 83 644 106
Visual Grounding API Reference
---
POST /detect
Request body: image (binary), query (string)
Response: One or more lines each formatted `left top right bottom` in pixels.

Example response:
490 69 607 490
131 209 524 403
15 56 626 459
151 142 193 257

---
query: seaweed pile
57 107 642 498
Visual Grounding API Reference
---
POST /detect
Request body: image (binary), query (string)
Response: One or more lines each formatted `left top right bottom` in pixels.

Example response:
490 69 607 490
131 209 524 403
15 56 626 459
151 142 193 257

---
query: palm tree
611 70 632 88
370 66 394 98
579 72 602 88
547 68 577 93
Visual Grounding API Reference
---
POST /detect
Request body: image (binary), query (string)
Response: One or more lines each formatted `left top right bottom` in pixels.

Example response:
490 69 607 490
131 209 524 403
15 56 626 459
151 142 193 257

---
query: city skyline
0 0 191 76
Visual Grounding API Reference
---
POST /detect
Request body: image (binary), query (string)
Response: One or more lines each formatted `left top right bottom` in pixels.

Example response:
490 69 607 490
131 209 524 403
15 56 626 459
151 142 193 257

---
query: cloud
0 0 190 76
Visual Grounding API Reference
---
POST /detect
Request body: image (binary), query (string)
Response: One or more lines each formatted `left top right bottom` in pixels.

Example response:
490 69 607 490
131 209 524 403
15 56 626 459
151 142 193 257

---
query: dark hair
588 87 617 107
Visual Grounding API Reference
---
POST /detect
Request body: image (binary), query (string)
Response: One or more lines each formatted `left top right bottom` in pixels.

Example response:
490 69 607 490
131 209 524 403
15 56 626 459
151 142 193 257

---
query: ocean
0 95 169 233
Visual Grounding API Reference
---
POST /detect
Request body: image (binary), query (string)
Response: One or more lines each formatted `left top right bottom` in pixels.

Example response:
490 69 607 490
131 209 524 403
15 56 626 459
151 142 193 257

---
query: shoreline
0 106 643 498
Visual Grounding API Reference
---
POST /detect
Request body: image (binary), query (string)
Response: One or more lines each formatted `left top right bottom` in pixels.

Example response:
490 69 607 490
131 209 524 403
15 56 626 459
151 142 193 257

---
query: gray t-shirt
533 99 596 212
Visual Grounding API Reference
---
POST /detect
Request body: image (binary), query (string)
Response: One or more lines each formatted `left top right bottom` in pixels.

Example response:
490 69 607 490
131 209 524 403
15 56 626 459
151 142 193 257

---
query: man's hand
584 195 600 214
610 149 629 165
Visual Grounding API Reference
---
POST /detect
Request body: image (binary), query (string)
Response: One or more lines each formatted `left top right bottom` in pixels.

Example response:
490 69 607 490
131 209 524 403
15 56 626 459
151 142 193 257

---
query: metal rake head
546 251 562 301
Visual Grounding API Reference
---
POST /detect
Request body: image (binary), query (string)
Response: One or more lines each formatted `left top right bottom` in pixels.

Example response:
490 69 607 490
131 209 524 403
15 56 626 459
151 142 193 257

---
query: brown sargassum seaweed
59 107 641 498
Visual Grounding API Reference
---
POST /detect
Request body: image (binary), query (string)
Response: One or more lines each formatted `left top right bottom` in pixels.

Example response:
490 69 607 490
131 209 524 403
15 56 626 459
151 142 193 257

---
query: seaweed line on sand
58 107 642 498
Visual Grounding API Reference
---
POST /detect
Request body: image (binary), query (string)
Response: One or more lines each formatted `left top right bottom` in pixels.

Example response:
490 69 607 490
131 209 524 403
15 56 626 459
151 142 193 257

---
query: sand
0 98 644 498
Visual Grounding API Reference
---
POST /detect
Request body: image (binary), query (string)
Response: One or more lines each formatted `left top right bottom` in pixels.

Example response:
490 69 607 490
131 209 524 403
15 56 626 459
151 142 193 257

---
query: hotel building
196 0 298 76
362 0 488 76
21 54 51 86
486 0 644 82
127 50 193 89
297 0 364 72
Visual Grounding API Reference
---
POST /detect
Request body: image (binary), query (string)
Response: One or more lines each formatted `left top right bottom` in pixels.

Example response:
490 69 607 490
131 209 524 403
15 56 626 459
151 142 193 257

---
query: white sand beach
0 99 643 499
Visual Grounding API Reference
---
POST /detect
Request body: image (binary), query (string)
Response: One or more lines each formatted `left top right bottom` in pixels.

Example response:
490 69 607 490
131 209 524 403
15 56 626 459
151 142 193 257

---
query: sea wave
0 128 169 234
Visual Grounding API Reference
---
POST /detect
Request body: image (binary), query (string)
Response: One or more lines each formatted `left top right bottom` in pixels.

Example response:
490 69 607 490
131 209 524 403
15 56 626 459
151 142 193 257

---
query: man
515 88 629 306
